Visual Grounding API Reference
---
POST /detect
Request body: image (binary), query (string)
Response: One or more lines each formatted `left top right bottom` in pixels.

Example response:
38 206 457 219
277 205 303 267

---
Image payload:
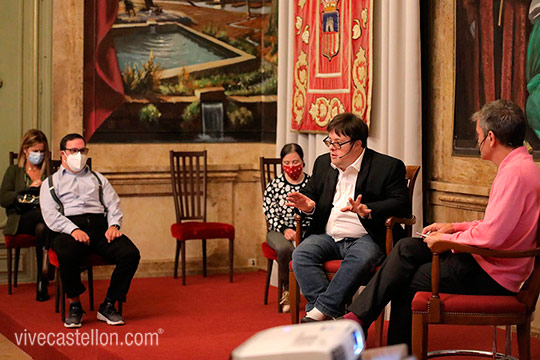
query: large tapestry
291 0 372 133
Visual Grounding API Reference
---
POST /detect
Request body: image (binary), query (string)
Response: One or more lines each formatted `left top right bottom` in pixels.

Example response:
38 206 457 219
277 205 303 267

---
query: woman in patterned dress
263 143 310 312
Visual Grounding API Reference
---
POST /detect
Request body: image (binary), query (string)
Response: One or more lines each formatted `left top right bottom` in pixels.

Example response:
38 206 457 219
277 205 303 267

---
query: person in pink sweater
343 99 540 349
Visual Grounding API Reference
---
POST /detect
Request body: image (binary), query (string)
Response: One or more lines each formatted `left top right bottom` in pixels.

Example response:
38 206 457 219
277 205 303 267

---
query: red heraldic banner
292 0 372 132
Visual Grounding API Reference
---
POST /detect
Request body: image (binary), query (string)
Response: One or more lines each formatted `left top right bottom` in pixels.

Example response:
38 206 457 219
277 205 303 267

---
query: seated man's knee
122 242 141 265
394 236 422 254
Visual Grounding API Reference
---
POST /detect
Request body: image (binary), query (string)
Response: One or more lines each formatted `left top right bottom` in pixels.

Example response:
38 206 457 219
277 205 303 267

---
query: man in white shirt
287 113 410 322
41 134 140 328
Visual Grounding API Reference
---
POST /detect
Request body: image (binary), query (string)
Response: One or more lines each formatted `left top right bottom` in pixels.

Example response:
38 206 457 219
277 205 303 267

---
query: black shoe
64 302 85 328
300 316 320 323
36 280 49 302
97 301 125 326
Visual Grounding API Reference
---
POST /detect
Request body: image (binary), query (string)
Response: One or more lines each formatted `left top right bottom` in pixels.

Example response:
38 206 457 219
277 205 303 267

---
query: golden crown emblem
322 0 338 12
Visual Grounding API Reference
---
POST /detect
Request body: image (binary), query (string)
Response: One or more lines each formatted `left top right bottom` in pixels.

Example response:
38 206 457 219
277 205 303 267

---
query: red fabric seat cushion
48 248 59 268
288 259 343 273
412 291 526 314
4 234 36 248
171 222 234 241
261 242 278 260
323 260 342 273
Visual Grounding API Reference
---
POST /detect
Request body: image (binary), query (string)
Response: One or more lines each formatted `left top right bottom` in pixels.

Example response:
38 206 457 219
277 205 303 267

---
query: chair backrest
259 157 282 230
517 198 540 313
169 150 207 223
405 165 420 202
9 152 18 166
259 157 281 197
401 165 421 238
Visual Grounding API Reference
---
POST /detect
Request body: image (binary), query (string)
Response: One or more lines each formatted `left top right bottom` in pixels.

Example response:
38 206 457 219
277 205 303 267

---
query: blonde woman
0 129 50 301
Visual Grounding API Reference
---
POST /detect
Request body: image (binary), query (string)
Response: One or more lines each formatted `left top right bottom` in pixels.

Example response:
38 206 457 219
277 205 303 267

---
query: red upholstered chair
47 248 122 321
5 233 36 294
411 235 540 360
170 150 234 285
4 152 37 294
289 165 421 347
259 157 286 312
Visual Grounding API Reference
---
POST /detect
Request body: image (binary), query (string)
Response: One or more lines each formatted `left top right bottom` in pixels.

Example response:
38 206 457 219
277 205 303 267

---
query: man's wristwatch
112 224 120 230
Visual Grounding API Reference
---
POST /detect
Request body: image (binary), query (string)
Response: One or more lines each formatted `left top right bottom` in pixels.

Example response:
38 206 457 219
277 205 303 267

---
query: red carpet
0 271 539 359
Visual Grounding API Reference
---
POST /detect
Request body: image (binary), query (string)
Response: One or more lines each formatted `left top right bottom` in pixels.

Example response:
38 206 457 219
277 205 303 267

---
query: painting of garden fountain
89 0 278 143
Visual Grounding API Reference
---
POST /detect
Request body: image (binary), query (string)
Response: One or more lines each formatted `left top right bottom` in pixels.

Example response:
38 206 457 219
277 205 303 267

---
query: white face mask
66 152 88 172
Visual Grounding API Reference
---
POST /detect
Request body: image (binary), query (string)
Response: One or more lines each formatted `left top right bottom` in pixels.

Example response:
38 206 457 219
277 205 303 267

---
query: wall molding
101 164 259 197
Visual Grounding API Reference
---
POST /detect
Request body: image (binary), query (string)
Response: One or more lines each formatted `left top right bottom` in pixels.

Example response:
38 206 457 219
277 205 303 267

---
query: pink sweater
441 147 540 292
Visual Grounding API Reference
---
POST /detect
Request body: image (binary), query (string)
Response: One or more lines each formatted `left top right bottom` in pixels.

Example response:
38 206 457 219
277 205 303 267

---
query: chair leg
229 238 234 283
55 268 60 313
60 273 65 321
517 322 531 360
202 239 207 277
504 326 512 358
7 247 12 294
277 268 283 313
289 270 300 324
411 314 428 360
14 247 20 287
118 301 123 315
87 267 94 311
181 241 186 285
264 259 272 305
174 240 180 279
373 308 385 347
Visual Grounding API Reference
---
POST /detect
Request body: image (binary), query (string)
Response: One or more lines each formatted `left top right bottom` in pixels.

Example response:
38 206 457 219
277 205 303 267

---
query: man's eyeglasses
323 136 353 150
476 135 488 149
64 148 89 155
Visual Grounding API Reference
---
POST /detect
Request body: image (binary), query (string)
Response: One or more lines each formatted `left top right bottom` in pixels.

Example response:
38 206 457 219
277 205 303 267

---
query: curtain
277 0 423 229
83 0 125 142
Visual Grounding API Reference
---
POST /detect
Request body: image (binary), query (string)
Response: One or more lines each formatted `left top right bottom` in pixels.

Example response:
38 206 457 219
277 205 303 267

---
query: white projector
231 319 364 360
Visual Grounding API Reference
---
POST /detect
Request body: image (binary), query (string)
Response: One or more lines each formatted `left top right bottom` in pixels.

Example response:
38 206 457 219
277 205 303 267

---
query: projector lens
352 330 364 355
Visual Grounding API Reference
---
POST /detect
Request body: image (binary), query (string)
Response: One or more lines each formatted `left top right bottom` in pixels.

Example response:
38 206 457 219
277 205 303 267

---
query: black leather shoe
300 316 319 323
36 281 49 302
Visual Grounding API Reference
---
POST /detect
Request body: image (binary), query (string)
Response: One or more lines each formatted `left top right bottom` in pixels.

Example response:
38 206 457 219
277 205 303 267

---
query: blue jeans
292 233 384 318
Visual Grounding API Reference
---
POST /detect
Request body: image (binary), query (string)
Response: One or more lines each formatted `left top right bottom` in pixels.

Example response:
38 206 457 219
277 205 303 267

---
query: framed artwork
453 0 540 157
84 0 278 143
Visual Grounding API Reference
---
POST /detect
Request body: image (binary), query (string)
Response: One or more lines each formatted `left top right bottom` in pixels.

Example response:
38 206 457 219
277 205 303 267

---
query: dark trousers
17 208 47 283
348 237 514 348
50 214 140 302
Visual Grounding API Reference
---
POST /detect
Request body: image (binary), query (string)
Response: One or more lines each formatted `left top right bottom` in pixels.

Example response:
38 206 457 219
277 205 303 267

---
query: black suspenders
48 171 108 216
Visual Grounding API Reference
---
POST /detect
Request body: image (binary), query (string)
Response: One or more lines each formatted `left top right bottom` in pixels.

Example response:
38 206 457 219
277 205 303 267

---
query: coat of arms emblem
321 0 340 61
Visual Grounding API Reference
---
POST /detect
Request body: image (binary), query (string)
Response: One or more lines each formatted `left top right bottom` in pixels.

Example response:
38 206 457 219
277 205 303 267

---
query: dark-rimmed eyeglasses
323 136 353 150
63 147 89 155
476 135 488 149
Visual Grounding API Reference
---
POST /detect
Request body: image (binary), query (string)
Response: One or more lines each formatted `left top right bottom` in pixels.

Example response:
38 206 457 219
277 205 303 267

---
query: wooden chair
44 158 123 320
47 249 122 321
411 227 540 360
259 157 285 312
4 152 38 294
170 150 234 285
289 165 421 346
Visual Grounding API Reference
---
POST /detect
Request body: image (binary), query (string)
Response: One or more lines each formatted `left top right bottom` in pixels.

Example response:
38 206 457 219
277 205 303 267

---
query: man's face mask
66 152 88 172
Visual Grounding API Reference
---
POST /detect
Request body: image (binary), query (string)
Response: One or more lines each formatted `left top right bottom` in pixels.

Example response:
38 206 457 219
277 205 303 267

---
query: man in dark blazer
287 113 410 322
